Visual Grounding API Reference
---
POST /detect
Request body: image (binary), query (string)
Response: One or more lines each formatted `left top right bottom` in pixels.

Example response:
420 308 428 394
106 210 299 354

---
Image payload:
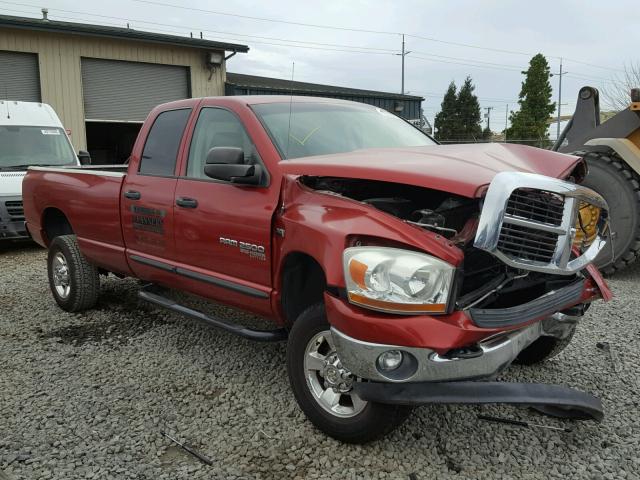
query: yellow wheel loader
554 86 640 274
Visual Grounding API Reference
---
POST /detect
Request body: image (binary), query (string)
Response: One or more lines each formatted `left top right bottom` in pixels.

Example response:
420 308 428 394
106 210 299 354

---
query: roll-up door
81 58 189 122
0 51 41 102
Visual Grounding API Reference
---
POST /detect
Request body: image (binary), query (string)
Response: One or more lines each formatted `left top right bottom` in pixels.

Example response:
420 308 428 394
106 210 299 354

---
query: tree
603 62 640 111
507 53 555 146
434 81 458 140
482 125 493 140
456 76 483 140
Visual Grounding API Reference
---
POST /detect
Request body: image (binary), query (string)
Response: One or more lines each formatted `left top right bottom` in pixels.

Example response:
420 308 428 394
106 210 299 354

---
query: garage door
0 51 41 102
81 58 190 122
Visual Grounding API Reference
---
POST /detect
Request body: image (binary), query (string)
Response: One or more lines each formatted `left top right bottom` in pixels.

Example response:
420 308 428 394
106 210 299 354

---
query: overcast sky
2 0 638 134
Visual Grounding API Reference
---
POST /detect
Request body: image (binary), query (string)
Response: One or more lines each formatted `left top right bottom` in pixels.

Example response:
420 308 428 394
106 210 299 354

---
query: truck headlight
343 247 455 314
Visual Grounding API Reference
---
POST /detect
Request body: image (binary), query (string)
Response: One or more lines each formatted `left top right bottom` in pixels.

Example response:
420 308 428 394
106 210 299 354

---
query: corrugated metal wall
0 27 226 150
225 85 421 120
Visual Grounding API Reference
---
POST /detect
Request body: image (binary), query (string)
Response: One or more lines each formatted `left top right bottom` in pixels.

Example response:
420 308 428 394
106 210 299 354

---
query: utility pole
397 34 411 95
484 106 494 131
504 104 509 143
553 58 567 140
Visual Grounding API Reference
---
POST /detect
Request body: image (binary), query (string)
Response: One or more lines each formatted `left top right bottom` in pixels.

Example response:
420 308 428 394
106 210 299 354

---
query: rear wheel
575 150 640 274
47 234 100 312
286 303 412 443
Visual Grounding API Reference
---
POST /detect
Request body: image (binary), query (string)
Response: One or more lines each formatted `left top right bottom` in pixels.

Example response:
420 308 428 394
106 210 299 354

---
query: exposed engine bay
301 176 583 315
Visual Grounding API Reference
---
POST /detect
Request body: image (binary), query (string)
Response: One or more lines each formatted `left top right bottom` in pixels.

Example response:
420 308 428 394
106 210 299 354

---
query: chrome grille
497 223 558 263
474 171 609 275
505 189 565 226
5 200 24 219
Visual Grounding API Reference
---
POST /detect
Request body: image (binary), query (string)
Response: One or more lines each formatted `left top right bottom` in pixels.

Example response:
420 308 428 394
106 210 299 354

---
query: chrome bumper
331 313 579 383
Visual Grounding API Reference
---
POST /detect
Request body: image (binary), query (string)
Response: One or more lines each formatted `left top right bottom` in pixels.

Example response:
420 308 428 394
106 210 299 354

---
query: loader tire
574 150 640 275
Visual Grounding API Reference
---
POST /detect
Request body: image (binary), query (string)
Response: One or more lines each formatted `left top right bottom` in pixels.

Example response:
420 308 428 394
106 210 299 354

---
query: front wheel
47 234 100 312
286 303 412 443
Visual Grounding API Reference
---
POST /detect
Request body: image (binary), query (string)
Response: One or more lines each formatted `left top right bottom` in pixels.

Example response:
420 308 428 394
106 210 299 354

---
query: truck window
139 108 191 176
186 108 259 180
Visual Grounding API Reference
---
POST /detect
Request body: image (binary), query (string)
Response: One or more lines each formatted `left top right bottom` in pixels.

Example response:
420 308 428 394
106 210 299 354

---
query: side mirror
203 147 263 185
78 150 92 165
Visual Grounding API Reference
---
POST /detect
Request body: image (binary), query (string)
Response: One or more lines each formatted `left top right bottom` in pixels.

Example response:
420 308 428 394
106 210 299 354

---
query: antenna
285 61 295 159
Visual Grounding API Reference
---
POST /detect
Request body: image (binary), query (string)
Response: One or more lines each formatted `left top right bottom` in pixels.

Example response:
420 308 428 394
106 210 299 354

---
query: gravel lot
1 243 639 480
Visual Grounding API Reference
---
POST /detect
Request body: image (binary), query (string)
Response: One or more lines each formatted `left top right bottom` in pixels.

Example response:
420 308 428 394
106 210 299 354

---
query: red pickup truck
23 96 611 443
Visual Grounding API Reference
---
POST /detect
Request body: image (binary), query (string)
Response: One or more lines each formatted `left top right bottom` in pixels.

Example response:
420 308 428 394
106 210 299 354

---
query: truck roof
0 100 65 128
155 95 365 112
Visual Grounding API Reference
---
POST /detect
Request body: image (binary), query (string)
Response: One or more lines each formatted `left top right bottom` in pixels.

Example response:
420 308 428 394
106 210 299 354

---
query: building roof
0 14 249 53
226 73 424 101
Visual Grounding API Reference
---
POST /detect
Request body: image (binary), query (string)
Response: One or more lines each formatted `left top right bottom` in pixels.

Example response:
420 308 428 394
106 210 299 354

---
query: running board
138 288 287 342
354 381 604 421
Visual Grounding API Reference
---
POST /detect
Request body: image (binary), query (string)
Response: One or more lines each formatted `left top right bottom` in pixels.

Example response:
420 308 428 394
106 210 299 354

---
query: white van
0 100 88 240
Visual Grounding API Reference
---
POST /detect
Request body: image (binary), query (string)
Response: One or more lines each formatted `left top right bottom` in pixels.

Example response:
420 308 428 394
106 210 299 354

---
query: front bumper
353 381 603 421
0 196 28 240
332 312 579 383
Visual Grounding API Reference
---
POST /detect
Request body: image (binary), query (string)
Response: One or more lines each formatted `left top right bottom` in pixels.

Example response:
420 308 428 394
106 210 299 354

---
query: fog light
377 350 403 371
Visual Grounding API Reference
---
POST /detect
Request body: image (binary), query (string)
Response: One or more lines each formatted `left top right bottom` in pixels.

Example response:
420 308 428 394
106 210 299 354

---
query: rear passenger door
121 107 191 282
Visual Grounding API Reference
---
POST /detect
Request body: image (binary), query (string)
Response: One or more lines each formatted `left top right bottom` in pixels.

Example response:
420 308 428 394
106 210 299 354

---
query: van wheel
47 234 100 312
286 303 412 443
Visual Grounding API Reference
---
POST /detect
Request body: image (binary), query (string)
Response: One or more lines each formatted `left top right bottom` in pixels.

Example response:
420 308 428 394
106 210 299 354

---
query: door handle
124 190 141 200
176 197 198 208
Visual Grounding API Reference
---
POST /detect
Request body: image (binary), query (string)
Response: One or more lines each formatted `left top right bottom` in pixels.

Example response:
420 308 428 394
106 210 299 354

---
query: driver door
173 107 277 316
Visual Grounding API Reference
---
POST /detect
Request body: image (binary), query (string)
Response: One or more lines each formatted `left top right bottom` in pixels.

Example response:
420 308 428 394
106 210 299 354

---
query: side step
354 381 604 421
138 287 287 342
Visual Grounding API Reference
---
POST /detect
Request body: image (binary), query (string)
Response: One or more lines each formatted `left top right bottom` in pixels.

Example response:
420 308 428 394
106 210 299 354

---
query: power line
131 0 401 36
0 1 400 54
129 0 623 73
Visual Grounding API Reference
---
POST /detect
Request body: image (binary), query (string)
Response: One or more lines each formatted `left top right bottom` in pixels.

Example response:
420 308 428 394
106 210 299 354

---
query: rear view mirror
78 150 92 165
204 147 263 185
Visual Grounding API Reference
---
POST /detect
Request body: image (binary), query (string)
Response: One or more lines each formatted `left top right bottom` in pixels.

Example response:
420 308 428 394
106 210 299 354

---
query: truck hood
0 171 26 197
280 143 581 198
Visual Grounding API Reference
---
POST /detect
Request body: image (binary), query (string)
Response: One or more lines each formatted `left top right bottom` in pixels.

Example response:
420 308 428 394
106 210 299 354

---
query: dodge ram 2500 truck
23 96 612 443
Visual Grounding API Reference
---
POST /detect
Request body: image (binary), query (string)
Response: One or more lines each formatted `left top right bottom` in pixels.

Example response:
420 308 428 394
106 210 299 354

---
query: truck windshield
0 126 76 169
252 102 435 159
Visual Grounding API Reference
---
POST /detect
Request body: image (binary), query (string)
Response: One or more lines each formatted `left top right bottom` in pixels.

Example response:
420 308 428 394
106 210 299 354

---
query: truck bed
22 165 131 274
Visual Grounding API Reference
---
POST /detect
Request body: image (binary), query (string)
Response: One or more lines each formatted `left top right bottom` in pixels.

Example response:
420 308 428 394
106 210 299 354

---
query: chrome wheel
304 330 367 418
52 252 71 299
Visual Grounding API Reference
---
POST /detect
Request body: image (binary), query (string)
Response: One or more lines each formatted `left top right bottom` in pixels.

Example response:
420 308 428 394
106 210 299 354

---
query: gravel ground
1 243 639 480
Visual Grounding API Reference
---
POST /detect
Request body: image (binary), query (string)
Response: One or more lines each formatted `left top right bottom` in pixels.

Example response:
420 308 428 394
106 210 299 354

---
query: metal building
226 73 425 122
0 14 248 163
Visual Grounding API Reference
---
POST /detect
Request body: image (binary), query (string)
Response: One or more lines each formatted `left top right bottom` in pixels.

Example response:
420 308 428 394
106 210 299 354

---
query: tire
575 150 640 275
514 327 575 366
286 303 412 443
47 234 100 312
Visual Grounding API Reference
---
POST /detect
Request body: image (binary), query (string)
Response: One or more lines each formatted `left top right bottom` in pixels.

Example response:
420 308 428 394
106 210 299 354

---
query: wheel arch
42 207 74 246
279 251 328 327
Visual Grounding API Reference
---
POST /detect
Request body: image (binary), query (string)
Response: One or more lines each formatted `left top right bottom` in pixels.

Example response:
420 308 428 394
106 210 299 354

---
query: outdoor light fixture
206 51 224 68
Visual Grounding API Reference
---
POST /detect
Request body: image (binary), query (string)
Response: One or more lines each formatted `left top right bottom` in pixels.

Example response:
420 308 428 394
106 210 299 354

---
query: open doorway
85 121 142 164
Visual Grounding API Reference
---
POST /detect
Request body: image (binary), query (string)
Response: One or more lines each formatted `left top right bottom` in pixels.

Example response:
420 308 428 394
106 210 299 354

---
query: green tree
506 53 555 146
482 125 493 140
456 76 483 140
434 81 458 140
